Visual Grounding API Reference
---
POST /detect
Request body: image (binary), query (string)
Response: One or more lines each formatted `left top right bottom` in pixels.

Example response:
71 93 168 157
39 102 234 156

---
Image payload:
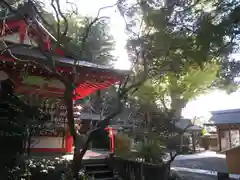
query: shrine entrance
90 127 110 150
76 117 110 151
0 70 118 154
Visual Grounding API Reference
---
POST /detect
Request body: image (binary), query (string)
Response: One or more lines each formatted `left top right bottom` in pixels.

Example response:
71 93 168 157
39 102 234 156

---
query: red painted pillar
19 23 26 44
43 36 51 50
65 126 73 153
106 126 115 153
111 133 115 153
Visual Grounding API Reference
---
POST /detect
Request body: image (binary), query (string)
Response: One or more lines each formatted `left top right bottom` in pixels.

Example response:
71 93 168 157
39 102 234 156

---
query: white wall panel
30 137 65 149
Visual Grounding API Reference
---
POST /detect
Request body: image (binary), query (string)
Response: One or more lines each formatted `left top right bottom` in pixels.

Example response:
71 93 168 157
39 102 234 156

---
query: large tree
1 0 150 179
65 16 116 65
120 0 240 119
3 0 240 178
133 63 219 118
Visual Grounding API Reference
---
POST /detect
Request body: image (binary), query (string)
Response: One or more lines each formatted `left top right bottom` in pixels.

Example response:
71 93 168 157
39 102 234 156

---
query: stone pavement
171 151 240 180
175 171 218 180
172 167 240 180
172 157 228 173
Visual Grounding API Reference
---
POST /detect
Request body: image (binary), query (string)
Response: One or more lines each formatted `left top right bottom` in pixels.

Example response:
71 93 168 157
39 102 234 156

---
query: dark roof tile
209 109 240 124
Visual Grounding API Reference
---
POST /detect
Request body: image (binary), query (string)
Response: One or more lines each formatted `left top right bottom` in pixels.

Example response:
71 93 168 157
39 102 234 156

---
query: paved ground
62 149 110 160
172 157 228 173
176 171 218 180
171 151 240 180
31 150 238 179
176 171 239 180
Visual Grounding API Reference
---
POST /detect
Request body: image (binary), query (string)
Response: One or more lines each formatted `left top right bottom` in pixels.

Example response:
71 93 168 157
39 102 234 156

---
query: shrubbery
115 133 131 157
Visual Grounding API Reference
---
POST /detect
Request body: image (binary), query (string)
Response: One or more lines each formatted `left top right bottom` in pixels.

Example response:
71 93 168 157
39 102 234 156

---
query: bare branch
66 0 78 15
55 0 68 41
51 0 61 41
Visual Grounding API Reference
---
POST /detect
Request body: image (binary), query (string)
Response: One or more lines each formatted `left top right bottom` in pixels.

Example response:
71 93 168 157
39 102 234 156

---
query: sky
44 0 240 120
44 0 131 69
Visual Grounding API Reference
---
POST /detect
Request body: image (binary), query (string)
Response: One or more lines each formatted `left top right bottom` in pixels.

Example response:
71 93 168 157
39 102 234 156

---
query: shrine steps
83 158 117 180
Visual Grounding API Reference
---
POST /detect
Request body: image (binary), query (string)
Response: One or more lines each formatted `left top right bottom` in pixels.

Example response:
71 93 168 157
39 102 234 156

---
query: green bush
135 140 165 164
115 133 132 158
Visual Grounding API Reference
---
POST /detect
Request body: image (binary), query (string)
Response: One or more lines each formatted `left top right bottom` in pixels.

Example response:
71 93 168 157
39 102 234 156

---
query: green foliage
62 15 116 65
115 133 132 158
130 62 218 118
2 1 116 65
0 79 50 176
5 156 91 180
131 79 157 106
122 0 240 118
154 62 219 101
135 139 165 164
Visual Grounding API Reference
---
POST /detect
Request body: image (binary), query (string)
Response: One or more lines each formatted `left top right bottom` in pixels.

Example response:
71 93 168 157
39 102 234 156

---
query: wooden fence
107 156 170 180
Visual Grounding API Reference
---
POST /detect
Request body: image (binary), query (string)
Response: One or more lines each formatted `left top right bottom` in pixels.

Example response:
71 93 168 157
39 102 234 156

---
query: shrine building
0 2 128 153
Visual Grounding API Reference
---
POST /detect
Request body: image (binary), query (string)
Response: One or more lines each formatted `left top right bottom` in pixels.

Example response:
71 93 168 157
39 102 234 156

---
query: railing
107 156 170 180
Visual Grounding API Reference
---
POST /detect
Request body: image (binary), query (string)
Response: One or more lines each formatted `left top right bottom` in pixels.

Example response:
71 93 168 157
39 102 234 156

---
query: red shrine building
0 2 127 153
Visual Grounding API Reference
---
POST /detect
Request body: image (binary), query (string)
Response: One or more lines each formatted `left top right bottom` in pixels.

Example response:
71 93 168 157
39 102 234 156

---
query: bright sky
44 0 131 69
44 0 240 120
182 90 240 119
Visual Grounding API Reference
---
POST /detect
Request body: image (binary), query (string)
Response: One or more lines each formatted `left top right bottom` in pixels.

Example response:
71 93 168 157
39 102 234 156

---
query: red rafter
0 17 124 100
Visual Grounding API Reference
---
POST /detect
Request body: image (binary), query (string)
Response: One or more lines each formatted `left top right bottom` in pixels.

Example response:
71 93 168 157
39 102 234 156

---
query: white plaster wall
221 131 230 151
30 137 65 149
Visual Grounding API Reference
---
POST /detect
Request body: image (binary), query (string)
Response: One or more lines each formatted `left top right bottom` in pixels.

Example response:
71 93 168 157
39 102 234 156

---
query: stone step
83 158 116 180
95 178 117 180
85 163 107 167
87 170 112 174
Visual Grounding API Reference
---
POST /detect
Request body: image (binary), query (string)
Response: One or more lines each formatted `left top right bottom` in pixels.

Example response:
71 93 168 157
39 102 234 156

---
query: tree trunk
63 85 125 178
170 95 188 153
27 127 33 155
72 135 83 179
64 88 81 178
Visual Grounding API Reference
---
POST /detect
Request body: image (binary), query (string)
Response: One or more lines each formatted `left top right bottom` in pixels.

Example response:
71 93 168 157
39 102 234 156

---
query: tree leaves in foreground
27 1 116 65
63 16 116 65
121 0 240 118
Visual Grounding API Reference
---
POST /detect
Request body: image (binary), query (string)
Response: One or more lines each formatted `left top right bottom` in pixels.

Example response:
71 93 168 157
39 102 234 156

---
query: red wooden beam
19 23 27 43
105 126 115 153
0 55 15 62
0 20 25 36
0 59 121 83
55 48 65 56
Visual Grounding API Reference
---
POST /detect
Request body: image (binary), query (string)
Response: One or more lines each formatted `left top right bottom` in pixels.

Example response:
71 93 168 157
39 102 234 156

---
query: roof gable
209 109 240 124
174 118 202 131
0 2 130 74
0 2 129 100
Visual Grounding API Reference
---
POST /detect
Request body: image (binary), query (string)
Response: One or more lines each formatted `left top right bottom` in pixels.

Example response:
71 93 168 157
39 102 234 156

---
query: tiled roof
174 118 192 130
8 45 129 74
174 118 202 132
0 2 129 74
209 109 240 124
